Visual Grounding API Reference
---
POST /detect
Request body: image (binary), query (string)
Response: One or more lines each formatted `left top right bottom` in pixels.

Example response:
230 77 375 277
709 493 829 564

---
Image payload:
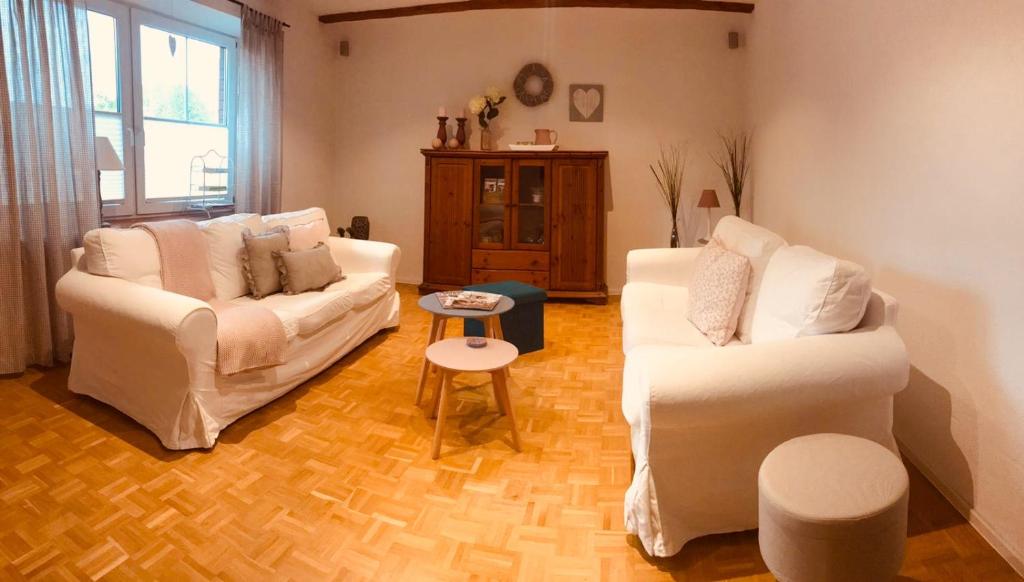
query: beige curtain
234 6 283 215
1 0 99 374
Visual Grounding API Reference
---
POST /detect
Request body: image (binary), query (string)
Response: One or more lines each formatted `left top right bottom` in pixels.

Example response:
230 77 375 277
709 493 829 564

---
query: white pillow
82 228 162 288
287 219 329 251
262 207 330 240
711 216 787 343
198 213 263 300
751 245 872 343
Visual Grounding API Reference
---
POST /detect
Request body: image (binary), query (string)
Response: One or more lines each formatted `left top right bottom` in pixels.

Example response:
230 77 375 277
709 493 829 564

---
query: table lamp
95 136 123 225
697 189 720 245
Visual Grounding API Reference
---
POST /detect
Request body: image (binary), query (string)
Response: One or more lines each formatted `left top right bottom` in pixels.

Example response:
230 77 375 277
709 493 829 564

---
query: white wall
323 8 749 289
748 0 1024 570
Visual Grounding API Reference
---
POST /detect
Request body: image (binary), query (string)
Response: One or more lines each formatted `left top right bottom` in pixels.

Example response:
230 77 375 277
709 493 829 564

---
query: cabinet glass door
513 161 549 250
475 161 509 249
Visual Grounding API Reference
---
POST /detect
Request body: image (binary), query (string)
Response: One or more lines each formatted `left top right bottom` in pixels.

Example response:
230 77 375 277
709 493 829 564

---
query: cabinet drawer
472 250 549 271
472 269 549 289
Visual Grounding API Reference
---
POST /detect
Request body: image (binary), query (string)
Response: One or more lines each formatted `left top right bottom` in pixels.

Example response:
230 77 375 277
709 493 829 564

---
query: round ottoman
758 433 909 582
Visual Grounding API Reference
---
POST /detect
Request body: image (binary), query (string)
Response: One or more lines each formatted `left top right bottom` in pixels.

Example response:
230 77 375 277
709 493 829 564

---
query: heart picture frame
569 84 604 122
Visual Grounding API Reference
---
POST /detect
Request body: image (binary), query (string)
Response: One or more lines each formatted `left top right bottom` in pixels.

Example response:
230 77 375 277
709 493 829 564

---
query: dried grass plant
650 144 688 246
711 131 752 217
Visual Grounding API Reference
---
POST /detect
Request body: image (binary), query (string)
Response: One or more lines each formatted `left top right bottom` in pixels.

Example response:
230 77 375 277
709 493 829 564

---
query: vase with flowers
468 87 506 151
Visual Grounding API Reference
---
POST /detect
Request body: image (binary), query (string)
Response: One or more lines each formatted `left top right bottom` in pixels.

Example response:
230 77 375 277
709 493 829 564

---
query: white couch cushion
622 282 719 352
751 245 872 343
231 271 391 340
262 207 331 240
82 228 162 288
712 216 787 343
198 213 263 300
286 219 329 251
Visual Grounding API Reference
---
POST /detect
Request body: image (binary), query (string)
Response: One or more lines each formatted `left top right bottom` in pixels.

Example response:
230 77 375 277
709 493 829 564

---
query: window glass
139 24 230 201
87 10 125 202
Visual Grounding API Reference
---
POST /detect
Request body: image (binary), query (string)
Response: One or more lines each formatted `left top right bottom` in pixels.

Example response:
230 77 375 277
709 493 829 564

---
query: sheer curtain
1 0 99 375
234 6 283 215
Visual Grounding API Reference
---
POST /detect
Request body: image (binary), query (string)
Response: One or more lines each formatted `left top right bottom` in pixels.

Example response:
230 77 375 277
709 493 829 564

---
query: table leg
416 315 442 405
429 364 445 419
492 369 520 452
491 316 511 378
431 371 452 459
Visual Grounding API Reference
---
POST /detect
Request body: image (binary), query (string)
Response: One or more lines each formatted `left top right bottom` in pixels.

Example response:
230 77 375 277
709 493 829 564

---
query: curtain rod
224 0 292 28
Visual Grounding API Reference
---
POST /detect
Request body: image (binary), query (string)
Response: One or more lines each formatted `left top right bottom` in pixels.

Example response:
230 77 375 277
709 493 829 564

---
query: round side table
424 338 520 459
415 294 514 407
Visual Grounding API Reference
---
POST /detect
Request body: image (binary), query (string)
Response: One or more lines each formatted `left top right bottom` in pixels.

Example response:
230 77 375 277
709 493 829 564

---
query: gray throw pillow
273 242 343 295
241 226 289 299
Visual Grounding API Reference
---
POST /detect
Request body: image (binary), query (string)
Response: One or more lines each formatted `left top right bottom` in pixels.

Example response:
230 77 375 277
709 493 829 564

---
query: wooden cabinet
421 149 607 302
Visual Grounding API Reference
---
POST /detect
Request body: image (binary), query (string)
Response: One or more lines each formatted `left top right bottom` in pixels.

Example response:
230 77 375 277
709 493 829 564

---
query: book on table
436 291 502 311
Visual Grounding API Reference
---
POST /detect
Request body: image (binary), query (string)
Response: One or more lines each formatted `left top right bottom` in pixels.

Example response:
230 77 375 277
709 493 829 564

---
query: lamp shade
95 136 123 171
698 189 720 208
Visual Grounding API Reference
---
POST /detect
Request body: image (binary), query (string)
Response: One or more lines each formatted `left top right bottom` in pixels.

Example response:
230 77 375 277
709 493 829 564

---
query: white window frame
86 0 237 217
87 0 137 217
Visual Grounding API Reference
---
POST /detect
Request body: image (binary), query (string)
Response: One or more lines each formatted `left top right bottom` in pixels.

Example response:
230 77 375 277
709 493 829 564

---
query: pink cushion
287 219 328 251
687 239 751 345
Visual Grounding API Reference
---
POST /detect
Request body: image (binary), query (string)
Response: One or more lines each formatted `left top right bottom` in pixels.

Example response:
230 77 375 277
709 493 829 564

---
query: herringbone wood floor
0 286 1018 581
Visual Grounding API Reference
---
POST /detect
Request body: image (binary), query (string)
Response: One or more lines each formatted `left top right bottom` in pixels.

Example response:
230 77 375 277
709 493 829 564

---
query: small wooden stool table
424 338 521 459
415 294 514 407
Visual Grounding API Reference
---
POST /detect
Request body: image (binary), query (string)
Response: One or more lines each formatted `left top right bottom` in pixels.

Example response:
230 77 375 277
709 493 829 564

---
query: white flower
485 86 502 103
468 96 487 115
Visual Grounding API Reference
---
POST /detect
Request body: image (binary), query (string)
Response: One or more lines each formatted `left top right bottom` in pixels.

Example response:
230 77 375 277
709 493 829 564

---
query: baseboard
897 438 1024 576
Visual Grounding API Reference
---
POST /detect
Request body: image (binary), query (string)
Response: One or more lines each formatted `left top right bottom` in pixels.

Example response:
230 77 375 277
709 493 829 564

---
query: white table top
418 293 515 319
425 338 518 372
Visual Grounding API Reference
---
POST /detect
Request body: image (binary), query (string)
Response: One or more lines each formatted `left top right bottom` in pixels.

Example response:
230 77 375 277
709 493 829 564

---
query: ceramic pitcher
534 129 558 145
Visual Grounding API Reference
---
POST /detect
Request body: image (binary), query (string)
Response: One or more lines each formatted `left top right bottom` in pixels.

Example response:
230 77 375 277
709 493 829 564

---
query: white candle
460 108 467 119
438 106 447 117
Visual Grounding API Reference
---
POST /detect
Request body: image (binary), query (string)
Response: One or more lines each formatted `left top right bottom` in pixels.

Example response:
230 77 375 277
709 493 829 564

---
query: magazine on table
436 290 502 311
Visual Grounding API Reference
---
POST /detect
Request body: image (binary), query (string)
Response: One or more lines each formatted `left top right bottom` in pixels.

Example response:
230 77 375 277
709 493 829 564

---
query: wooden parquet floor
0 286 1019 581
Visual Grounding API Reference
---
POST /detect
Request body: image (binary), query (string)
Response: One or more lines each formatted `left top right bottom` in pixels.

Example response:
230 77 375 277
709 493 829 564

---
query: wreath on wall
513 62 554 107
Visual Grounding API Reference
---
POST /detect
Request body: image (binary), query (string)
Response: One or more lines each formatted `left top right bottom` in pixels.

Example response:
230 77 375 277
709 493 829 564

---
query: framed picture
569 84 604 122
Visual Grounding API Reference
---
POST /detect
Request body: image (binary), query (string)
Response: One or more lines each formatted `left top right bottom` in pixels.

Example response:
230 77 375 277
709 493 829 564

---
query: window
86 1 236 216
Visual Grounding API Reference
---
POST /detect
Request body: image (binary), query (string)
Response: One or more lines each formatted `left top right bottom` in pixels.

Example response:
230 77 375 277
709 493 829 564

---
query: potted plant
468 87 506 151
711 131 752 217
650 144 688 248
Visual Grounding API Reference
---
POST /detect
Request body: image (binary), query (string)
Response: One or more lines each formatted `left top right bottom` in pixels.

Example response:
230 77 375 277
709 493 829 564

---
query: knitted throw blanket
134 220 287 375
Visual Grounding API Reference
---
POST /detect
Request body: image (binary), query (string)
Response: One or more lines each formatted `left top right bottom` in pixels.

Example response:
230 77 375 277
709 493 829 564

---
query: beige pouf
758 433 909 582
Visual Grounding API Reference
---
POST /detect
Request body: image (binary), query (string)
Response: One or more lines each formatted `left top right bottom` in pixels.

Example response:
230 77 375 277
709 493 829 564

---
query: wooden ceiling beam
318 0 754 24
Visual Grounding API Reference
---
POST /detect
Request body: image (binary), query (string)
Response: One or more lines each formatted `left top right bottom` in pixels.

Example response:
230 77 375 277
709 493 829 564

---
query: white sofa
620 217 909 557
56 208 400 450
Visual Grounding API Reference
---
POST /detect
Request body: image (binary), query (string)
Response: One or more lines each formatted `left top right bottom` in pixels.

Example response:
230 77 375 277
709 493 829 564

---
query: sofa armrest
327 236 401 285
622 327 909 429
56 261 216 357
626 247 703 287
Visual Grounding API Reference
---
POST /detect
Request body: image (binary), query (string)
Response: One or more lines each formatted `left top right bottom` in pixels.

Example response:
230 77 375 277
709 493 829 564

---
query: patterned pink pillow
687 239 751 345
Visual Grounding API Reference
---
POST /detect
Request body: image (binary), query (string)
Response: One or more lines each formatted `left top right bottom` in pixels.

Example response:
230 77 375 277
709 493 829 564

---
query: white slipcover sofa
621 217 909 557
56 208 400 450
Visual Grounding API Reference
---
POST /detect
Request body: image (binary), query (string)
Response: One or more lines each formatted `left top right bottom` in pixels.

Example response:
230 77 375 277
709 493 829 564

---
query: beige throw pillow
687 239 752 346
242 226 289 299
273 242 343 295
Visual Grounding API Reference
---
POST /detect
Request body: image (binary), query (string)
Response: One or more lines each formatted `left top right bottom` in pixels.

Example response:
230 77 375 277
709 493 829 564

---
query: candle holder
435 116 449 148
455 117 468 149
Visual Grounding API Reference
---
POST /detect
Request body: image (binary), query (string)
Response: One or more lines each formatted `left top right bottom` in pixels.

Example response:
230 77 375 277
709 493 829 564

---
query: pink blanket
135 220 287 375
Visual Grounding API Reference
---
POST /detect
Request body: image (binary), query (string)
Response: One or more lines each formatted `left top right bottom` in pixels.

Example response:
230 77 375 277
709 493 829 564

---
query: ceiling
306 0 462 14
